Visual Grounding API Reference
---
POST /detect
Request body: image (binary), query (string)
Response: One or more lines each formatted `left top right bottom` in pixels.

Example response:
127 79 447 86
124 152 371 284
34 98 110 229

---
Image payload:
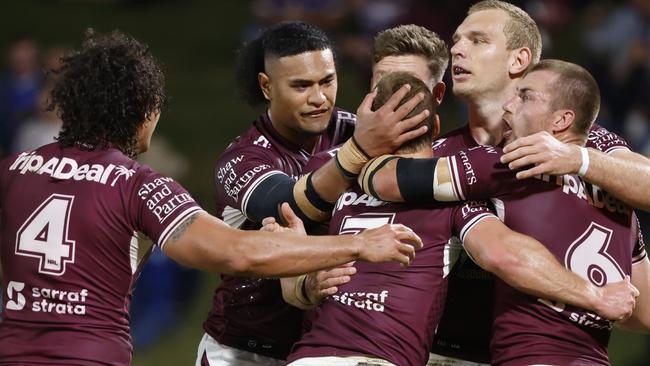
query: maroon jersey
288 185 495 366
446 144 644 365
430 124 632 363
205 108 355 359
0 143 203 365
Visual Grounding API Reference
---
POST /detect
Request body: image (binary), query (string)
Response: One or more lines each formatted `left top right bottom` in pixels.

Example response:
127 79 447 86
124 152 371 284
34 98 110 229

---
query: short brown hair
529 59 600 137
373 25 449 83
372 71 435 153
469 0 542 63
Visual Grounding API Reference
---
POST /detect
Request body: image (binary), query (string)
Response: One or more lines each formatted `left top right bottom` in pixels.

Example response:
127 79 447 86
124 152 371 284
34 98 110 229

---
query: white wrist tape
578 147 590 177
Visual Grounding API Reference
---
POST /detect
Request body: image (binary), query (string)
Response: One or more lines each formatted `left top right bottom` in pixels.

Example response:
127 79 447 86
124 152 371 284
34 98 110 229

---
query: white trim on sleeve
158 207 205 249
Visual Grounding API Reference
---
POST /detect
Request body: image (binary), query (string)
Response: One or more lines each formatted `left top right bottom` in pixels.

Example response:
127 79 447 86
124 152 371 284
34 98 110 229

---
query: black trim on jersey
396 157 438 203
246 173 320 227
367 156 399 200
306 173 335 212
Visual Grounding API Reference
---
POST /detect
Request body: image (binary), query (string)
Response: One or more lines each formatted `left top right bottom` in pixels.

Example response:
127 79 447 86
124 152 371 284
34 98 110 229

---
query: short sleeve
130 168 204 248
450 200 497 243
214 145 287 218
447 146 522 201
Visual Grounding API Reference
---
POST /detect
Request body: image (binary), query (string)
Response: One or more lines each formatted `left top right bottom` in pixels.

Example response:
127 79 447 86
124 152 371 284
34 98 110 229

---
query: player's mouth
302 108 329 119
452 65 471 81
501 115 513 140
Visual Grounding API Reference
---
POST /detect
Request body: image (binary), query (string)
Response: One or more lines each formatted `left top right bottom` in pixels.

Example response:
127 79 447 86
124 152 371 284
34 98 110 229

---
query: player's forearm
280 275 314 310
362 155 461 203
311 158 353 202
584 149 650 211
618 259 650 333
164 212 363 277
465 221 601 311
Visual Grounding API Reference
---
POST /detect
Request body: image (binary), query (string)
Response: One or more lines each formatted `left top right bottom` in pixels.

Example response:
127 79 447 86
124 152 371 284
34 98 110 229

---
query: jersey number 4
15 194 76 276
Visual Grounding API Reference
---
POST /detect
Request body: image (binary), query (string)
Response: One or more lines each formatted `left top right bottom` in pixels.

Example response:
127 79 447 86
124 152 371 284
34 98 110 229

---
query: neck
267 110 320 152
556 130 587 147
396 146 433 159
465 82 517 146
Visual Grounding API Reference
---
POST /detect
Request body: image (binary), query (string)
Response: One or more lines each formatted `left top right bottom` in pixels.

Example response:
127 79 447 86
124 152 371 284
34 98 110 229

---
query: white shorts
196 333 287 366
427 353 490 366
287 356 396 366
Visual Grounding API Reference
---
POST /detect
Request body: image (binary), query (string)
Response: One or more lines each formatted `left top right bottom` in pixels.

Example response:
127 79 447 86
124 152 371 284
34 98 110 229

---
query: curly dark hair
49 29 167 157
235 21 335 107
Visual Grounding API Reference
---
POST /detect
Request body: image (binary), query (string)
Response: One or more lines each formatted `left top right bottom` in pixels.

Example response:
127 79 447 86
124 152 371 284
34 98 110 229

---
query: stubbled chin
300 118 329 135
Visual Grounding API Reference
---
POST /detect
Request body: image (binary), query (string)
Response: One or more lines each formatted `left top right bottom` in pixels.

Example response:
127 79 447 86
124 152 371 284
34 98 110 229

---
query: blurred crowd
0 38 64 158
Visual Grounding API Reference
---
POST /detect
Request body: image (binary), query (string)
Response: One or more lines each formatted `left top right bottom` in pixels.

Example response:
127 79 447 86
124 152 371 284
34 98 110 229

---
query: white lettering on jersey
216 155 244 184
253 135 271 148
534 174 629 215
335 192 385 211
8 152 133 186
331 290 389 313
225 163 272 200
4 280 89 315
137 177 195 223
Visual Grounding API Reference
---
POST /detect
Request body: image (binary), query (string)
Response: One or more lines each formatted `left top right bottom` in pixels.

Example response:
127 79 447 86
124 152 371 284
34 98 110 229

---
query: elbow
371 173 397 201
221 247 257 276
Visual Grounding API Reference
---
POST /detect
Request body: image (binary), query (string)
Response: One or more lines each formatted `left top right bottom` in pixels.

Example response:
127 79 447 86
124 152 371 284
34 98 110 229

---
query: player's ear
432 81 446 106
259 72 271 101
551 109 575 134
509 47 532 77
431 113 441 138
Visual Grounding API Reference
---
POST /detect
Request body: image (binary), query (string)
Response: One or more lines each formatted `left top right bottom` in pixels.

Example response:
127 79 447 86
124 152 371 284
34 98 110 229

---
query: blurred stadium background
0 0 648 364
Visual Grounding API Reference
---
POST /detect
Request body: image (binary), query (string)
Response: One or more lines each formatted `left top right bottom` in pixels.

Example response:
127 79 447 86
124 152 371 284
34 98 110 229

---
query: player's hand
357 224 423 265
354 85 429 157
595 276 639 321
261 203 306 235
304 262 357 305
501 131 582 179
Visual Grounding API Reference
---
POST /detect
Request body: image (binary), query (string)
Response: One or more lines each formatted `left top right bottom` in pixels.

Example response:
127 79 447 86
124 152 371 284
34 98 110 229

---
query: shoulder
587 123 630 154
215 125 280 170
433 125 471 154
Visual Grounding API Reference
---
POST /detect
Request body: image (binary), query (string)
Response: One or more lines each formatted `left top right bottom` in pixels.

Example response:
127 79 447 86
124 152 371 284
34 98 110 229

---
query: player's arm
618 257 650 333
463 217 639 321
500 131 650 211
359 154 482 203
162 203 422 278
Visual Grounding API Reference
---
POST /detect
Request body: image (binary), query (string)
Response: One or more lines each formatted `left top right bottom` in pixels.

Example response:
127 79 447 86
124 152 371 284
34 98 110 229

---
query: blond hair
469 0 542 63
